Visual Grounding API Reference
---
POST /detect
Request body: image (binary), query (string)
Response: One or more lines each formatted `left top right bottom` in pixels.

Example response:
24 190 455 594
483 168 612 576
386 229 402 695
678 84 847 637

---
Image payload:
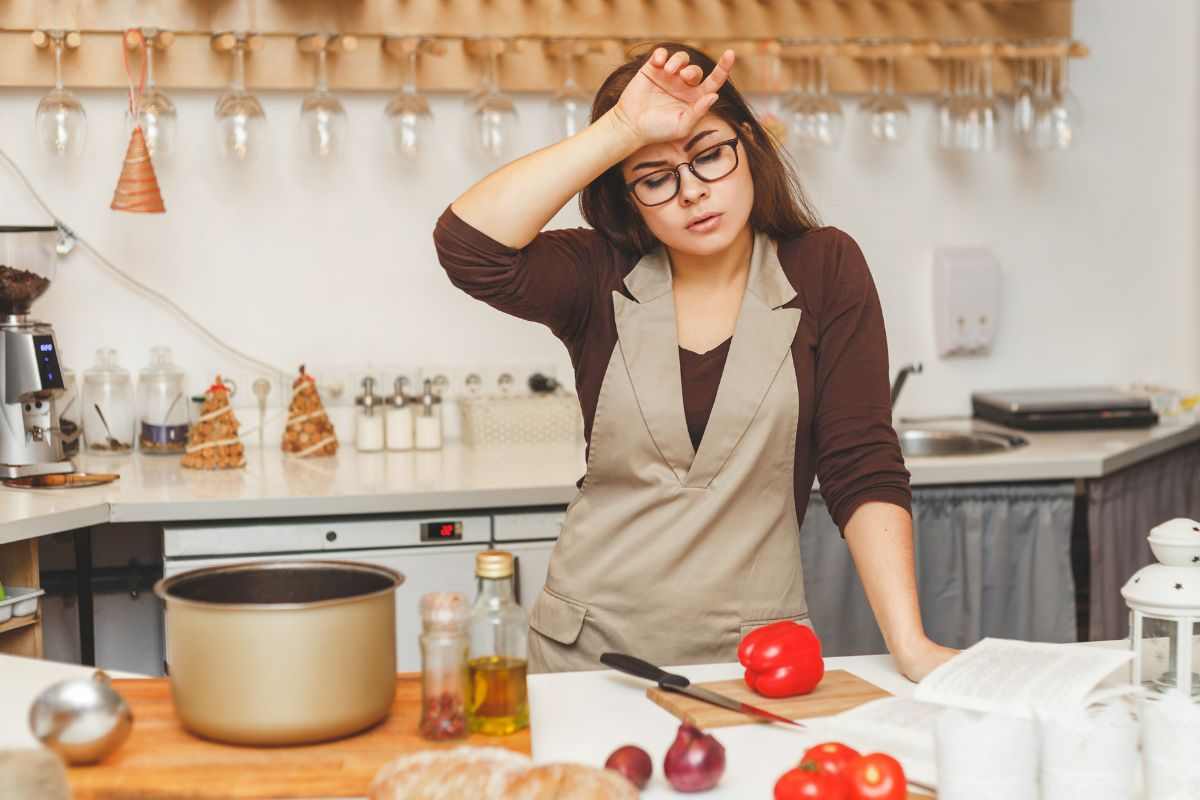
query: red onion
663 723 726 792
605 744 652 789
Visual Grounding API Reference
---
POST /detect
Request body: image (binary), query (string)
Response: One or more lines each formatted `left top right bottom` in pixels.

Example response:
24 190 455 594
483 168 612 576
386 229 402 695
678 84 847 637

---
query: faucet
890 362 923 409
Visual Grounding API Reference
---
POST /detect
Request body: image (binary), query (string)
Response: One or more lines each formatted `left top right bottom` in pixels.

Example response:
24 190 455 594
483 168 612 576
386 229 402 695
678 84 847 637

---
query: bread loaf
501 763 640 799
369 747 640 799
369 747 531 800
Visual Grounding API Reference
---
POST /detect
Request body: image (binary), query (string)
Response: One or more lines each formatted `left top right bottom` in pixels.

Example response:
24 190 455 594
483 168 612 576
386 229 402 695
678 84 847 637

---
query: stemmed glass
384 38 434 160
299 46 347 160
467 39 519 162
869 51 908 144
549 40 593 142
34 31 87 158
1012 56 1036 140
1049 50 1082 149
810 51 844 149
785 51 843 150
126 31 177 160
214 34 267 162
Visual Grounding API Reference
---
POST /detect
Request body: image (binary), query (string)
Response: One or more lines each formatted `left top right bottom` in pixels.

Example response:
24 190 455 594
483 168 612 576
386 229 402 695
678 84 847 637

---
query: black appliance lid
972 387 1152 414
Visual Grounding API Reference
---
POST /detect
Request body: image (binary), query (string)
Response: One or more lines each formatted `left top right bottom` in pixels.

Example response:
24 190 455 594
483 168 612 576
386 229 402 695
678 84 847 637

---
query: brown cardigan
433 206 911 531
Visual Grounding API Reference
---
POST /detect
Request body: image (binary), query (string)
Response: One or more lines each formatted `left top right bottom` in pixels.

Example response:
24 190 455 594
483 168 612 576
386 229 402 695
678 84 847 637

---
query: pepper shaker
385 376 414 452
354 377 385 452
414 378 443 451
418 592 470 741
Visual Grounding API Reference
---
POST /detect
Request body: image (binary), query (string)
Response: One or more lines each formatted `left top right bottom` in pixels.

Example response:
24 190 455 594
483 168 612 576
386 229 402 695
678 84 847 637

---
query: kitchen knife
599 652 804 728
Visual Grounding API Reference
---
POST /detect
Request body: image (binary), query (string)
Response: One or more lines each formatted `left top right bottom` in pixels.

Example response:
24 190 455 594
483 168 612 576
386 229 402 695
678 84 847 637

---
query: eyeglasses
625 137 740 207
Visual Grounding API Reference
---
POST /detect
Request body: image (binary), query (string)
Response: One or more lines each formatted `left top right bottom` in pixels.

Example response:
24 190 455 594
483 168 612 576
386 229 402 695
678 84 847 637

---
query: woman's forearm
841 501 928 660
451 108 642 249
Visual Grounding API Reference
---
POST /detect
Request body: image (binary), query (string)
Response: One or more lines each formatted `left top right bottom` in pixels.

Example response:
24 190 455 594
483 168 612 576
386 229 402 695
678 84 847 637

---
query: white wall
0 2 1195 434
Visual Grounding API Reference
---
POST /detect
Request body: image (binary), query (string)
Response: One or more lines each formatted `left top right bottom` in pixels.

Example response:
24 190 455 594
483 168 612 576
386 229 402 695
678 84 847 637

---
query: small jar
137 346 189 454
414 378 443 451
82 348 135 454
385 376 414 452
354 376 385 452
418 592 470 741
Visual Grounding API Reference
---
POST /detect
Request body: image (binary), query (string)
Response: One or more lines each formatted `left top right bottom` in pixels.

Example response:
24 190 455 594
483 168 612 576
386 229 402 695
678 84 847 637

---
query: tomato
774 766 849 800
843 753 907 800
801 741 861 781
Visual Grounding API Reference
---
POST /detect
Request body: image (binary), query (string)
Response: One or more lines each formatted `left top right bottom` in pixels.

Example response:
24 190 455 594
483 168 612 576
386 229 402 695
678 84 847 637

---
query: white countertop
0 418 1196 546
528 655 920 799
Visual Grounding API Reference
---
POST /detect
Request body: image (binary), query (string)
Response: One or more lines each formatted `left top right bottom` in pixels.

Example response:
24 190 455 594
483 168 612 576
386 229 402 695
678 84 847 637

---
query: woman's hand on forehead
613 47 736 146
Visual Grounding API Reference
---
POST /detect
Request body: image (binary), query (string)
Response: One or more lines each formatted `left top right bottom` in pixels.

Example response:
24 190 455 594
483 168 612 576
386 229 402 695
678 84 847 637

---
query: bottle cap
420 591 468 631
476 550 514 579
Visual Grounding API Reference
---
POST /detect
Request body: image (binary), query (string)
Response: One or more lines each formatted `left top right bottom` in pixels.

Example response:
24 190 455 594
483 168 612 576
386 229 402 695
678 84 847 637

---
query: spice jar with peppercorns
417 592 471 741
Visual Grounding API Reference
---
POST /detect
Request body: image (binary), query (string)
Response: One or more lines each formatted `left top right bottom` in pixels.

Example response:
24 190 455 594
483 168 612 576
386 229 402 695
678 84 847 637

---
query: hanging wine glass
214 34 267 162
34 31 87 158
811 50 844 149
125 30 177 160
1050 48 1082 150
783 54 816 149
467 39 519 162
299 44 347 160
384 38 434 160
549 39 592 142
869 50 909 144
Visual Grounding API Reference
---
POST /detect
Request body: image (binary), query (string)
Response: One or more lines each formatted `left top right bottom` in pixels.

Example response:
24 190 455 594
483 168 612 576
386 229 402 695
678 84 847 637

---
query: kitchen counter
0 652 915 799
0 418 1196 546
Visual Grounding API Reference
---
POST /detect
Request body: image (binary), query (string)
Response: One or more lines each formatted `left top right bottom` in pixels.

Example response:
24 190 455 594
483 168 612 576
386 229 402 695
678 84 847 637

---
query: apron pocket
739 613 812 639
530 588 587 646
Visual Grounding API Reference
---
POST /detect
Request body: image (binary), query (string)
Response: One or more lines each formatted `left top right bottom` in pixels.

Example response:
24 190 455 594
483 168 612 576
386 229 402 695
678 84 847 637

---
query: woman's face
620 114 754 258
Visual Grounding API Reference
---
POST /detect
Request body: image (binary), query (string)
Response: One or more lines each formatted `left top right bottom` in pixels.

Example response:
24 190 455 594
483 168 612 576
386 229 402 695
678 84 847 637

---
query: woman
434 44 956 681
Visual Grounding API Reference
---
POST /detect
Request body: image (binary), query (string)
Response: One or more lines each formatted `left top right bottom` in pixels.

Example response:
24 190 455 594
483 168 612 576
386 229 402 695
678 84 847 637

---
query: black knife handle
600 652 690 689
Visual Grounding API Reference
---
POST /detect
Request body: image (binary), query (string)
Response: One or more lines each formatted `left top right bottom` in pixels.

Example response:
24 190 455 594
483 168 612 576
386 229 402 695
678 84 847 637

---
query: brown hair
579 42 820 256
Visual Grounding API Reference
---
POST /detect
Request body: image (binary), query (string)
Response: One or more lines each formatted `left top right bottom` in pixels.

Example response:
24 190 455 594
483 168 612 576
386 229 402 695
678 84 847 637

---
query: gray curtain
1087 441 1200 642
801 483 1078 657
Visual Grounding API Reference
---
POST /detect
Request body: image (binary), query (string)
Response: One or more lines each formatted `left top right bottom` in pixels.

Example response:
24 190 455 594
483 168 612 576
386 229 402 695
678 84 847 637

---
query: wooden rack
0 539 43 658
0 1 1076 94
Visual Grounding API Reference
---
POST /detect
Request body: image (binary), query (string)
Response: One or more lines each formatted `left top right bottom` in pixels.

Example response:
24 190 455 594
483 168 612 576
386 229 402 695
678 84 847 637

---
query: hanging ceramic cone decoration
112 30 165 213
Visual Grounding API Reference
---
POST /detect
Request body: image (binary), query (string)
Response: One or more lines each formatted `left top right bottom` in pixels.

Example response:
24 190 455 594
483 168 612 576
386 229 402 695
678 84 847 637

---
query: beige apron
528 231 810 673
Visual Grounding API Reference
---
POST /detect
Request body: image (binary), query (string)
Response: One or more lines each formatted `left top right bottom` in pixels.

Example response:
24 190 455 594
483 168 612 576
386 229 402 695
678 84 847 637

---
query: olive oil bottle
468 550 530 735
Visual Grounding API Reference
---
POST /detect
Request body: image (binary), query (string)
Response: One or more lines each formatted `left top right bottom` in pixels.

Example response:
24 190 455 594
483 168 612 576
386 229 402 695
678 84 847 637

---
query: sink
898 428 1027 458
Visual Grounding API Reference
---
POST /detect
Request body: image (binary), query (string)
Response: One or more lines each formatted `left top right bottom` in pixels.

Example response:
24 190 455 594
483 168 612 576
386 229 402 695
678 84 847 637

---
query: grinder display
0 226 72 478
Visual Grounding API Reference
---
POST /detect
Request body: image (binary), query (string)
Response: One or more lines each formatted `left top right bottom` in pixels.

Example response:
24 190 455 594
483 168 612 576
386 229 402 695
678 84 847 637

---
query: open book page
805 697 942 789
912 638 1135 718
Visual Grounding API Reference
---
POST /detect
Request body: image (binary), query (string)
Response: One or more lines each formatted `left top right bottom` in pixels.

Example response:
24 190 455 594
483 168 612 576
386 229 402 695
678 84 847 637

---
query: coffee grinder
0 226 72 477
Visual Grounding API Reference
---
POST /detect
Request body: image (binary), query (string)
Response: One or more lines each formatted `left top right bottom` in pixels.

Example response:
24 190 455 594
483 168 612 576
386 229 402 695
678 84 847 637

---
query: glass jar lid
84 348 131 384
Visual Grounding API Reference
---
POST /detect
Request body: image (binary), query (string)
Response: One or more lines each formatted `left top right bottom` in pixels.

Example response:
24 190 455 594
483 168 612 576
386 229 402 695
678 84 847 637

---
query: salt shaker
414 378 443 451
354 377 385 452
385 376 414 452
418 592 470 741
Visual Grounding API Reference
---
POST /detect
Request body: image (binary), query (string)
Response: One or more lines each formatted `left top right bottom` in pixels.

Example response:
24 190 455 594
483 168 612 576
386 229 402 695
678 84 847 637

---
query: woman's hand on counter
893 637 959 683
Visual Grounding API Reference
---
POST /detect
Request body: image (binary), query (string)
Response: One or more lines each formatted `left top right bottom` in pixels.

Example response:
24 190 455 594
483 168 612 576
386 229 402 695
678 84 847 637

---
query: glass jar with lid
0 226 57 316
138 346 188 454
82 348 134 454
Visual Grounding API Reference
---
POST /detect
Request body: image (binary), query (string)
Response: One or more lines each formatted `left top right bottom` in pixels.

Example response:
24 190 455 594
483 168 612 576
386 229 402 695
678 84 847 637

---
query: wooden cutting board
648 671 934 799
647 669 890 729
67 674 529 800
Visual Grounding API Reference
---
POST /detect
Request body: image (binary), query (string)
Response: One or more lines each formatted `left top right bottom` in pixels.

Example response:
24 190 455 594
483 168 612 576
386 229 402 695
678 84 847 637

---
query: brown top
433 206 911 530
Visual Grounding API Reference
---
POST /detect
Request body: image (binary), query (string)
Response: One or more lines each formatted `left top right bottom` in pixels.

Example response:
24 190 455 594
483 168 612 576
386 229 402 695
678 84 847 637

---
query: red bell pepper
738 620 824 698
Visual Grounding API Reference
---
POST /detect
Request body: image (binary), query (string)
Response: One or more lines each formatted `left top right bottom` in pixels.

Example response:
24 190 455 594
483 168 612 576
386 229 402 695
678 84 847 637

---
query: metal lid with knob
355 376 383 416
387 376 410 408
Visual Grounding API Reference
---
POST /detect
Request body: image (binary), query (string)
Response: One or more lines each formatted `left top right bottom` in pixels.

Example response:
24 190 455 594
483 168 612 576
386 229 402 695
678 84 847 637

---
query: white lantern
1120 518 1200 699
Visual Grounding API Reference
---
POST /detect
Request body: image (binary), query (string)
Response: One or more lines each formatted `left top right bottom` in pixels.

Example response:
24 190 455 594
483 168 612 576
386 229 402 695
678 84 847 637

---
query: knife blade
600 652 805 728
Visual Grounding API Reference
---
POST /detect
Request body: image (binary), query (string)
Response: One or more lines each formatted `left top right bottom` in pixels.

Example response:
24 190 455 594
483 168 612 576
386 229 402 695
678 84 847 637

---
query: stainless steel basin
899 428 1027 458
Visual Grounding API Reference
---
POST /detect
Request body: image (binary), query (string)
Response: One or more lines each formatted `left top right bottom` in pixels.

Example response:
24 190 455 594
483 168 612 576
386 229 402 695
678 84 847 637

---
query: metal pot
153 560 403 746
